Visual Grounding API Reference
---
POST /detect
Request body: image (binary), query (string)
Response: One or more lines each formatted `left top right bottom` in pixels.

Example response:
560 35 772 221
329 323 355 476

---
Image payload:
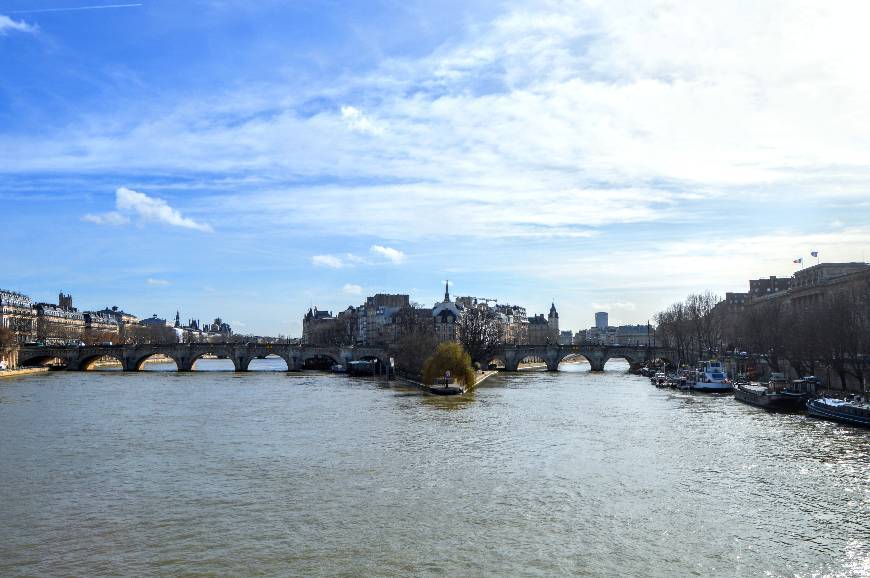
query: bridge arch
601 356 633 371
483 355 507 370
247 353 291 371
19 353 68 369
554 353 591 371
301 353 340 370
190 351 239 372
78 353 125 371
132 352 180 371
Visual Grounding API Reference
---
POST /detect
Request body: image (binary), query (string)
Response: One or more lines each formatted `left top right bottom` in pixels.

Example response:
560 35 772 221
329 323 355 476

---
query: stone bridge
18 343 390 372
492 344 678 372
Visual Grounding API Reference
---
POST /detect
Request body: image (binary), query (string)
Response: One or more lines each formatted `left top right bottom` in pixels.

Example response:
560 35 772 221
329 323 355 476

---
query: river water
1 358 867 576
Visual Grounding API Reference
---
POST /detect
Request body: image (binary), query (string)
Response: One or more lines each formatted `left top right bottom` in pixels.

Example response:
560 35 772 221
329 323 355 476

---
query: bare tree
655 301 691 364
0 326 17 352
389 306 437 374
457 306 504 365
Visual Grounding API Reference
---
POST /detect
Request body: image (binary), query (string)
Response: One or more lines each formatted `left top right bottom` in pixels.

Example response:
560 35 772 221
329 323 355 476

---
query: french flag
810 251 819 257
793 258 803 264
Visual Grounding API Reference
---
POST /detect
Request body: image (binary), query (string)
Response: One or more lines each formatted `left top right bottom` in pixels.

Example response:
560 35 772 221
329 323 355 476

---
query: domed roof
433 300 462 321
433 281 463 321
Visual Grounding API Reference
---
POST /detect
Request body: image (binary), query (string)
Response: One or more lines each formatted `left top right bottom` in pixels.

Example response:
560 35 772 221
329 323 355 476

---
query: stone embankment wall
0 367 49 379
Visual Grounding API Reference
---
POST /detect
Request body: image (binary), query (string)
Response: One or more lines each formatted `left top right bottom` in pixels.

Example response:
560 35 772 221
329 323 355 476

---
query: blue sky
3 0 870 336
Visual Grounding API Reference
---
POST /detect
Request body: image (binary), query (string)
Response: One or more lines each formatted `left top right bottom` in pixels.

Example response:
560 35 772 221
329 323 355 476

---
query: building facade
614 324 652 346
0 289 36 343
35 296 86 345
302 307 337 345
526 303 559 344
84 311 120 342
433 283 463 342
496 304 528 344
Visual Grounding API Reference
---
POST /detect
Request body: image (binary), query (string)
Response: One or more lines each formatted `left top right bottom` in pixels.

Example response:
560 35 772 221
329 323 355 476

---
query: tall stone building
302 307 336 345
548 302 559 335
360 294 410 346
527 303 560 344
0 289 36 343
496 304 528 344
35 292 85 345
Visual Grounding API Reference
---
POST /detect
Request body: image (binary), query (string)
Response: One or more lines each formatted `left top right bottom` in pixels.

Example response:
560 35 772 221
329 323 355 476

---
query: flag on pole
793 258 803 264
810 251 818 257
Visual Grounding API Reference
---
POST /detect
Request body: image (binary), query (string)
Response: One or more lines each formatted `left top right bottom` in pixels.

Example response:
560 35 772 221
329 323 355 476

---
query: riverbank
0 367 50 379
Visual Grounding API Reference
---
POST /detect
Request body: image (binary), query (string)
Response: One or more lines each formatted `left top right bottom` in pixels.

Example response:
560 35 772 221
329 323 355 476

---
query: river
1 358 867 576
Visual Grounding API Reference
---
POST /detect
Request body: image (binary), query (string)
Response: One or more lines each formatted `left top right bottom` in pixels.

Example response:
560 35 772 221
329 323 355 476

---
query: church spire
444 280 450 302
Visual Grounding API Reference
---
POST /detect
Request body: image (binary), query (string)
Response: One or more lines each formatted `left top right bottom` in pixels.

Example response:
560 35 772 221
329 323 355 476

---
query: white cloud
115 187 212 232
370 245 406 264
82 211 129 225
0 15 36 35
146 278 170 286
6 0 870 245
342 283 363 295
312 254 344 268
84 187 212 232
344 253 366 264
340 105 384 135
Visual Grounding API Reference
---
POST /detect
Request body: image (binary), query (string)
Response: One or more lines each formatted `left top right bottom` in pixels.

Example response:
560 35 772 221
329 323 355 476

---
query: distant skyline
3 1 870 336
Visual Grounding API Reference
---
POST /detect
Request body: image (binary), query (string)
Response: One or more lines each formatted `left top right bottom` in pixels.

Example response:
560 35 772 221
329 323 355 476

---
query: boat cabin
791 376 820 394
767 372 788 391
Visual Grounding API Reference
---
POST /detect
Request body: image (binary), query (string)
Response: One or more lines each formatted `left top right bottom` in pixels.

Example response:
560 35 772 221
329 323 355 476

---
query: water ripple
0 360 867 576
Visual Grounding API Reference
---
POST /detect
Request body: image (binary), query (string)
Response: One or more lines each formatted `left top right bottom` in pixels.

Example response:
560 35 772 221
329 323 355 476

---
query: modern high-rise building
595 311 608 330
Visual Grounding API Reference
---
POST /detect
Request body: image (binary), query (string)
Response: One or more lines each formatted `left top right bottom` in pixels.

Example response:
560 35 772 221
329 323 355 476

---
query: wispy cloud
370 245 405 264
311 255 344 268
146 278 170 286
8 3 142 14
0 15 36 34
82 211 129 225
342 283 362 295
85 187 213 232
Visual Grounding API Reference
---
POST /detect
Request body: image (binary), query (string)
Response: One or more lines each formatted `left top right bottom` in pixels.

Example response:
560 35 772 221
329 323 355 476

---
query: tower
174 310 181 328
444 280 450 303
548 302 559 339
595 311 608 330
58 292 73 310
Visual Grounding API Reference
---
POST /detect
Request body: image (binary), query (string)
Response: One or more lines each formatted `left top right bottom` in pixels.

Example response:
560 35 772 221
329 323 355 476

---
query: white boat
691 360 732 393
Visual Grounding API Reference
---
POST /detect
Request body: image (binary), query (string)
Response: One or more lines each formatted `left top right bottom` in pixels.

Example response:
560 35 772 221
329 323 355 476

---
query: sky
2 0 870 337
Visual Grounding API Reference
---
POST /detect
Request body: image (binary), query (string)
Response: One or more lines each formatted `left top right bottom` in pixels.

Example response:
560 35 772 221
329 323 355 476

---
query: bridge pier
544 348 562 372
502 349 521 372
233 355 250 372
589 359 606 372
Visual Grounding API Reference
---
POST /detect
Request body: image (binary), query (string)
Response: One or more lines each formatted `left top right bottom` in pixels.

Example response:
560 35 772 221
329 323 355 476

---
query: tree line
654 280 870 389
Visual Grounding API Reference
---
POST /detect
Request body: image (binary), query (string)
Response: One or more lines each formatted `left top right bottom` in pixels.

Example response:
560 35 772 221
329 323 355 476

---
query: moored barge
734 375 818 412
806 394 870 428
